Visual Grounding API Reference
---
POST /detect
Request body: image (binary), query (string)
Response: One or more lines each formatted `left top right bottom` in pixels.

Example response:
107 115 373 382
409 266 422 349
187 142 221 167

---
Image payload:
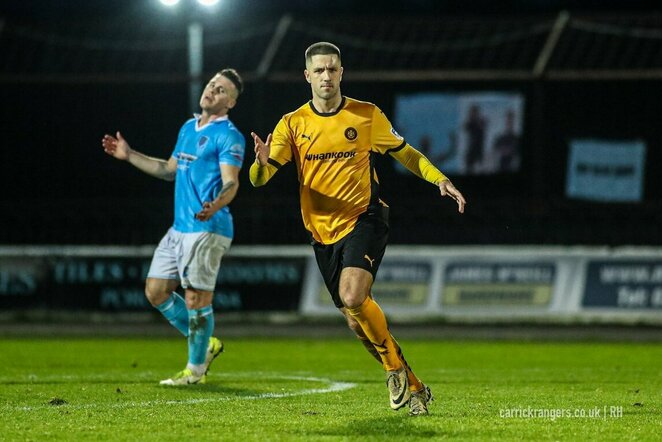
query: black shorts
312 207 389 308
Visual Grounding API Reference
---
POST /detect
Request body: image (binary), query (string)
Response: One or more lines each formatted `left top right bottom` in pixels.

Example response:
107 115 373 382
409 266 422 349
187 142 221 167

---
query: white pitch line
7 375 357 412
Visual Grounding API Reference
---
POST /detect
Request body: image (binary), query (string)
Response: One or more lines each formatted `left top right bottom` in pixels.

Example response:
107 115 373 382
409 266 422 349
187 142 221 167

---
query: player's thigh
338 216 389 306
313 240 345 308
146 228 181 304
147 228 181 283
181 232 232 292
338 266 373 308
342 215 388 277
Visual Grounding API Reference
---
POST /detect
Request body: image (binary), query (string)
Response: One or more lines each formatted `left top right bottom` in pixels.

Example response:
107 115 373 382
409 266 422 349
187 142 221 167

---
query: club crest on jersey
344 127 358 141
390 127 403 140
197 136 209 151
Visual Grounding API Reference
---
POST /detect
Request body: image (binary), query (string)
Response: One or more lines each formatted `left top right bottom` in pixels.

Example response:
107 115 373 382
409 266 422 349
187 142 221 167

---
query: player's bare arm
439 179 466 213
250 132 272 166
195 164 240 221
102 131 176 181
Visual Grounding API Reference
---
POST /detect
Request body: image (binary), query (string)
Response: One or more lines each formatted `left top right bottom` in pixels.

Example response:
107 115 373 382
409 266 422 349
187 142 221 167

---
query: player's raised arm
101 131 176 181
251 132 272 166
249 132 280 187
102 131 130 160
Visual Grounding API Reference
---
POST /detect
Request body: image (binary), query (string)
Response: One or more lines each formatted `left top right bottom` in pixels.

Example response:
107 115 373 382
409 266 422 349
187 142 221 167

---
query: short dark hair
219 68 243 97
305 42 341 65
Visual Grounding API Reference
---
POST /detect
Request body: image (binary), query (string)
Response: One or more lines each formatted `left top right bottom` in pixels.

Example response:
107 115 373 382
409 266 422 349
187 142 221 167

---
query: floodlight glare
159 0 180 6
197 0 220 6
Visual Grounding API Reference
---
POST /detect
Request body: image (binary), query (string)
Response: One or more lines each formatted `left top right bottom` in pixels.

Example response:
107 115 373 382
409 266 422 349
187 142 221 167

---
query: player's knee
144 281 169 307
339 289 367 310
339 268 372 310
185 295 200 310
184 288 212 310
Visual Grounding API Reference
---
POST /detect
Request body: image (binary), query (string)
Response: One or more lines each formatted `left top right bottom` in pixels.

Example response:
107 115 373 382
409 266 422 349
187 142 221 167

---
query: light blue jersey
171 115 245 238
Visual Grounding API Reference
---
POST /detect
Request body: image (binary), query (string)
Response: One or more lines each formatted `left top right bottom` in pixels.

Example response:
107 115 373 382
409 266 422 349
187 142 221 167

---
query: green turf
0 337 659 441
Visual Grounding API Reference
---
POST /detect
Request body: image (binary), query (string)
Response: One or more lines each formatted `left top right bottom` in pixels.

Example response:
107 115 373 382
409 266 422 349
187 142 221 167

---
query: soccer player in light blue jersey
102 68 245 385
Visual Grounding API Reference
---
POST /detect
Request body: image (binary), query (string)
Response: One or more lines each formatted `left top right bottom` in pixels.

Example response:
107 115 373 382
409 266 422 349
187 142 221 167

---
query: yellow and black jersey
250 96 447 245
271 96 404 244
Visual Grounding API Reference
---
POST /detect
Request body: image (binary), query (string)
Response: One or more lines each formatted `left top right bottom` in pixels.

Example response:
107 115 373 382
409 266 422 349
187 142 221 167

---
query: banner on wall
3 246 662 323
582 260 662 309
441 262 556 308
393 92 524 175
0 255 306 312
566 139 646 202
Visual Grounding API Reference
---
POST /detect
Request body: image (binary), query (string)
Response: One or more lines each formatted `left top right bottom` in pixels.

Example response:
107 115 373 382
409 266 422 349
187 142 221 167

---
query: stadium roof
1 5 661 82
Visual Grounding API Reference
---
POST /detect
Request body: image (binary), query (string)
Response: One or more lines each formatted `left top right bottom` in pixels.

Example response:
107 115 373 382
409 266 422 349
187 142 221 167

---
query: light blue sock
155 293 189 337
187 305 214 365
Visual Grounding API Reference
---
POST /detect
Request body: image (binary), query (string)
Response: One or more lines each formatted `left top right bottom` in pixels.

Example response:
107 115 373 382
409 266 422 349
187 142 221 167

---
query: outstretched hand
102 131 131 161
251 132 272 166
439 179 466 214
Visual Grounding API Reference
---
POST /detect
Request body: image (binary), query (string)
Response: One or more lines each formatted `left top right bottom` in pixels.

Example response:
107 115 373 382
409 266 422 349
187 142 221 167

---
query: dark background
1 0 661 246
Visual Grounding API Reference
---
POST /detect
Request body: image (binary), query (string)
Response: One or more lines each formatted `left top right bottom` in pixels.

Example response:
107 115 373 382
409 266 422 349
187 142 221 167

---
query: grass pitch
0 337 659 441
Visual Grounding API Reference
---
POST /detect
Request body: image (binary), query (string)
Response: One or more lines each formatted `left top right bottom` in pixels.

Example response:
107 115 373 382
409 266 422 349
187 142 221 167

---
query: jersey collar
194 114 229 130
309 96 346 117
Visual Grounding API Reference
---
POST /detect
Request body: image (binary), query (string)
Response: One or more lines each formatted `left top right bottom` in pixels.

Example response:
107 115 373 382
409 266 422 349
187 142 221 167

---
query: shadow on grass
304 413 454 439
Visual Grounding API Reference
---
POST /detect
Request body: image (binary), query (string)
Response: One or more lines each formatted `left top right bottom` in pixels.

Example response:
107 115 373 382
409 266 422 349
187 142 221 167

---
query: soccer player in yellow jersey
250 42 466 415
